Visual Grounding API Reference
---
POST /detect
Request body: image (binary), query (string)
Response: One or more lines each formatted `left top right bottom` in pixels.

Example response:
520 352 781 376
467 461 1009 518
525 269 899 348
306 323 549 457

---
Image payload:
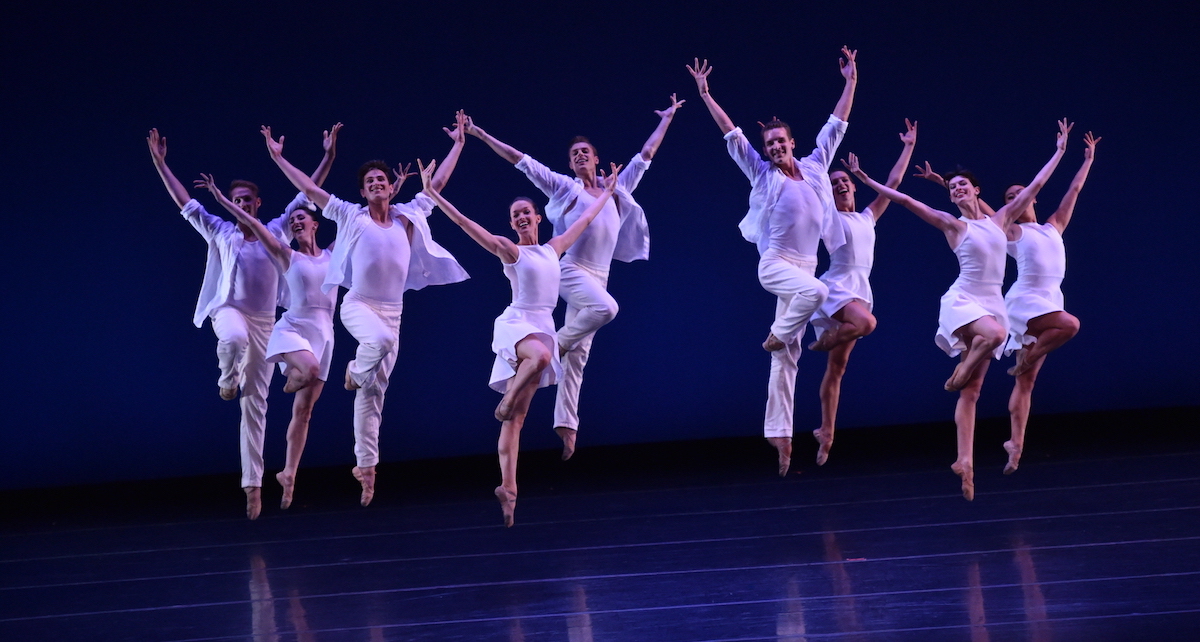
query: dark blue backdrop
3 1 1195 489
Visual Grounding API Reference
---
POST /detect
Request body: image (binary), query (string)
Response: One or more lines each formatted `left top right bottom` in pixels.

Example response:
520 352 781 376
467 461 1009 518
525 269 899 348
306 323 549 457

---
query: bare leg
810 300 876 352
815 339 856 465
1009 311 1079 376
276 379 324 509
946 317 1005 391
496 376 541 528
948 317 1005 501
496 337 552 421
244 486 261 520
280 350 320 394
1005 355 1046 474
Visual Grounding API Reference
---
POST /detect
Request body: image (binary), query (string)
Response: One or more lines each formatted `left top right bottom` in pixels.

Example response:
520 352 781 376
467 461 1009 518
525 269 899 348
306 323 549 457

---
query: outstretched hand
389 162 417 199
443 110 467 143
194 173 220 198
261 125 284 158
655 93 686 119
147 128 168 163
913 160 945 186
598 162 624 194
686 58 712 94
1056 118 1074 151
1083 131 1101 159
899 118 918 145
841 153 864 178
839 46 858 82
323 122 343 154
416 159 437 195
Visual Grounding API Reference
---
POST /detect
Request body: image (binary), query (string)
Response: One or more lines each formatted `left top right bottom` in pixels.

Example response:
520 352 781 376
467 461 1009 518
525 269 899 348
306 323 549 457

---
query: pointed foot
951 461 975 501
812 428 833 466
762 333 785 352
1003 441 1022 475
276 471 295 509
767 437 792 477
555 427 576 461
494 485 516 528
351 466 375 506
244 486 262 520
344 362 361 391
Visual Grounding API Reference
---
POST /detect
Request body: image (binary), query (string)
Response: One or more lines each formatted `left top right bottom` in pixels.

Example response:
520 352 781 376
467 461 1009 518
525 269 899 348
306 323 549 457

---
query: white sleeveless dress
489 244 564 393
1004 222 1067 354
935 217 1009 359
812 207 875 339
266 250 337 380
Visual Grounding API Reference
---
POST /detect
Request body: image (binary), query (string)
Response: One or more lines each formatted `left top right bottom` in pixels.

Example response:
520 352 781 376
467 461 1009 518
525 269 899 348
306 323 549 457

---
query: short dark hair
357 160 393 189
509 196 542 216
567 136 597 156
1003 183 1025 199
942 169 980 189
760 119 793 141
229 180 259 198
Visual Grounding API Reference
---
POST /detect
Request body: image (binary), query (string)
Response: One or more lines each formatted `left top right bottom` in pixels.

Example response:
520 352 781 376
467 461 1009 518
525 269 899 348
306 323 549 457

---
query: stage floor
2 408 1198 640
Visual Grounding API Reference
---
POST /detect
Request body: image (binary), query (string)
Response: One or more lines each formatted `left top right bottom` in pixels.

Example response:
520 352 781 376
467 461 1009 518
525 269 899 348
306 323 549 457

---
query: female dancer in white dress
806 119 918 465
841 118 1070 499
417 159 622 527
198 174 337 510
1000 131 1099 473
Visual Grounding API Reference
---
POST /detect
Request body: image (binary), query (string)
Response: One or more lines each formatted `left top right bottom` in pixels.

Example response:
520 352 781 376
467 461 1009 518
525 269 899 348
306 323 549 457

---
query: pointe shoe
762 333 785 352
244 486 262 520
351 466 375 506
808 332 836 352
555 427 577 461
494 485 517 528
219 386 238 401
495 395 514 422
812 429 833 466
283 370 309 394
1007 349 1032 377
767 437 792 477
951 461 975 501
944 363 967 392
344 362 361 391
276 471 295 509
1003 441 1022 475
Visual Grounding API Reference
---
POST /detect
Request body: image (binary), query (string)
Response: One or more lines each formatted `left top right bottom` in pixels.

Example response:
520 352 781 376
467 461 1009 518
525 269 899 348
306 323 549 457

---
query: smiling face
509 198 541 242
359 168 392 204
1004 184 1037 222
568 141 598 177
947 175 980 206
829 170 856 211
289 209 319 242
762 127 796 169
229 186 262 218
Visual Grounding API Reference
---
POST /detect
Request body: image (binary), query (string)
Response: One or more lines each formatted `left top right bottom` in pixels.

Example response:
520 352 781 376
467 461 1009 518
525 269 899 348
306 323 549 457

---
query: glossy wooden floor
3 408 1198 641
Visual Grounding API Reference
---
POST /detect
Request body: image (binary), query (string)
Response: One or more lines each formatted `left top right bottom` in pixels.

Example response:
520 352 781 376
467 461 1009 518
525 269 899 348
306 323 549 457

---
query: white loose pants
553 259 618 432
210 306 275 488
339 291 403 468
757 250 828 439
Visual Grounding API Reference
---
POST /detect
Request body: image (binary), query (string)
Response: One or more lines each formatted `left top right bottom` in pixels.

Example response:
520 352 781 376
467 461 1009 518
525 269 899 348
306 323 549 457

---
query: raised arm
832 46 858 122
430 110 468 192
464 116 523 165
418 159 518 262
263 126 330 209
865 118 918 220
195 173 292 269
388 162 417 200
639 94 685 161
996 118 1072 228
309 122 343 188
846 153 963 239
547 162 623 257
147 129 191 210
687 58 735 134
1046 131 1099 234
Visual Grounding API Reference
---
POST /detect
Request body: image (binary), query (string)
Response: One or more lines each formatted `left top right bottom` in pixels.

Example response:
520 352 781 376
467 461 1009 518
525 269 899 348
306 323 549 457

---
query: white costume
266 249 338 380
725 116 848 439
1004 222 1066 354
181 194 306 488
322 193 468 469
935 217 1009 359
812 207 876 340
489 244 564 392
514 153 651 432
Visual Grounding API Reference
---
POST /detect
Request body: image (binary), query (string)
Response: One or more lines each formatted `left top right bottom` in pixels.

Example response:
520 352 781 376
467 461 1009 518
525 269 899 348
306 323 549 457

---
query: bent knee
1062 313 1081 337
859 314 878 337
593 299 619 323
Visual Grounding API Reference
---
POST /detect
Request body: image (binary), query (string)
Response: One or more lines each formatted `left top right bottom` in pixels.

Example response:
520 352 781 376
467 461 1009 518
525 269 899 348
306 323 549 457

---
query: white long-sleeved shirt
320 193 469 295
725 115 848 257
181 193 306 327
515 153 652 269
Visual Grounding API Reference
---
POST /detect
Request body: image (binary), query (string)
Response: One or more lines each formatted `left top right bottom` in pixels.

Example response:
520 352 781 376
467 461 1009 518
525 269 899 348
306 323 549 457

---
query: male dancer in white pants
147 125 340 519
688 49 858 476
464 96 684 459
263 115 468 506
